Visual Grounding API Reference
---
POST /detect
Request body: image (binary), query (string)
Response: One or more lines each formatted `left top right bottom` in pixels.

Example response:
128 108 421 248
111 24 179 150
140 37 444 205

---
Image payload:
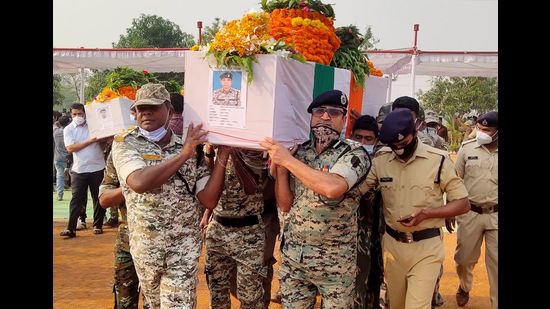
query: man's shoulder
461 138 477 147
114 126 139 143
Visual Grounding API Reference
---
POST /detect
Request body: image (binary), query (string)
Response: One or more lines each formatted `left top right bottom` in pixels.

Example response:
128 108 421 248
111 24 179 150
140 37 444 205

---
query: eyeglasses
311 107 346 118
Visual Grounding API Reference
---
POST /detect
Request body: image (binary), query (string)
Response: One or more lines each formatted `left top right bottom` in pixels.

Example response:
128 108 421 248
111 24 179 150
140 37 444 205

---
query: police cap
477 111 498 128
307 89 348 113
220 71 233 79
379 109 416 144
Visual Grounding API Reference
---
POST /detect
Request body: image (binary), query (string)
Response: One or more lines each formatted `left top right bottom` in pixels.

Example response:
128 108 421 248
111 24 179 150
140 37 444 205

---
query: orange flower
117 86 137 100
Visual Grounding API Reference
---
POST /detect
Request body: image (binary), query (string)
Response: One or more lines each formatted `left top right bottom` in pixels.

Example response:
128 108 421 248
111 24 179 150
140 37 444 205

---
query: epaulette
461 138 476 146
114 126 137 142
374 146 392 157
426 146 449 157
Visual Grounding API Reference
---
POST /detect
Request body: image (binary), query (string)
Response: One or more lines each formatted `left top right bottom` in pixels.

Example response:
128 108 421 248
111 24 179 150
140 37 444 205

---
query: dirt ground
53 220 491 309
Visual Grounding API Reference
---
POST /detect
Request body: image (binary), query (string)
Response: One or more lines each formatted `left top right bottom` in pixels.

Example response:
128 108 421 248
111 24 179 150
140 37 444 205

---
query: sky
53 0 497 99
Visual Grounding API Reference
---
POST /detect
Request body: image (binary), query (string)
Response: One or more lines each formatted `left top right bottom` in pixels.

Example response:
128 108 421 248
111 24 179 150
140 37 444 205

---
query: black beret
379 109 415 144
392 96 420 115
477 111 498 128
220 72 233 79
307 89 348 113
352 115 379 137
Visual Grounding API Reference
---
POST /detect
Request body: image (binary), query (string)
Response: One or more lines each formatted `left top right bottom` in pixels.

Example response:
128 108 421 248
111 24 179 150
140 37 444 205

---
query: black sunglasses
311 107 346 118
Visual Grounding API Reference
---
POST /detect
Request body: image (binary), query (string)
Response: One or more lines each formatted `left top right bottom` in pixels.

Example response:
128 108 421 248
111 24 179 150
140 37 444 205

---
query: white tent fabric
368 51 498 77
53 48 187 73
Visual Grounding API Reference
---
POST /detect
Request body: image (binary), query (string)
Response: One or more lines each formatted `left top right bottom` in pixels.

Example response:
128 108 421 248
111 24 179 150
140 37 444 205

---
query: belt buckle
400 232 413 243
483 207 493 214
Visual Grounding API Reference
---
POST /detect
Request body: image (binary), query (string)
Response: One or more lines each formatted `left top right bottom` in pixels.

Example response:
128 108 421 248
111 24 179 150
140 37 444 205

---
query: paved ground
53 219 491 309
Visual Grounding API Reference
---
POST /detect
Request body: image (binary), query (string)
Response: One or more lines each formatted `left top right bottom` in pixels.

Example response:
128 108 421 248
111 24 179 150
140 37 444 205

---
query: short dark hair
392 96 420 115
352 115 379 137
53 110 62 121
58 115 71 127
70 103 85 112
170 93 184 113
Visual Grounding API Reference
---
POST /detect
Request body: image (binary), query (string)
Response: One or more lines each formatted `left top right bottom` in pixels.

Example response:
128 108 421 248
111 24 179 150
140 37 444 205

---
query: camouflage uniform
212 88 240 106
112 127 210 309
100 152 148 309
205 156 266 309
280 139 370 308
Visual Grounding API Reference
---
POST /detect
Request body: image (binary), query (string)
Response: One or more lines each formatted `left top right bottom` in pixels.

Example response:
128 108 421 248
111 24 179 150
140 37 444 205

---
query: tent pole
386 74 393 102
79 68 85 104
410 54 417 97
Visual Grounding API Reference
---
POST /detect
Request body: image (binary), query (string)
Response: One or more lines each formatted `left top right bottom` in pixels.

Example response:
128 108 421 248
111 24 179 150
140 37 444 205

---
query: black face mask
390 136 418 158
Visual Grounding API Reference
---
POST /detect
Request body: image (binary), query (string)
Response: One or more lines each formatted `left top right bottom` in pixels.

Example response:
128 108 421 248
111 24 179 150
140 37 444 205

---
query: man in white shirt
59 103 106 238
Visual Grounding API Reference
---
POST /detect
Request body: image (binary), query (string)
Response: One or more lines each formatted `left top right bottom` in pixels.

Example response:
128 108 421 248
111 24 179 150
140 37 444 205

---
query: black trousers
67 169 105 231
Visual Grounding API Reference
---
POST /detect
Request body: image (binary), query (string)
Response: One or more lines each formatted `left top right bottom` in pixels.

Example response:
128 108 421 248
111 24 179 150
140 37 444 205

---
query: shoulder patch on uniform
142 154 162 161
426 147 448 156
374 146 392 157
461 138 476 146
114 126 137 142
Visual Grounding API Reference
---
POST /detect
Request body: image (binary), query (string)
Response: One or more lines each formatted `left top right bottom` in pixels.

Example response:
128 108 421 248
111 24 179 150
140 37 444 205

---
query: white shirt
63 121 105 173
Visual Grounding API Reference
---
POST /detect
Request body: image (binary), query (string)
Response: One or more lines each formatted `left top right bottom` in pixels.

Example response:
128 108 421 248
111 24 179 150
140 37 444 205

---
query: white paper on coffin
183 52 353 150
85 98 137 139
361 76 391 117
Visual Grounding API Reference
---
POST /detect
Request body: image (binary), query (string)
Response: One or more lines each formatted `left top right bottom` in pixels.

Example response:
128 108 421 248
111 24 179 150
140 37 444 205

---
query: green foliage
331 25 370 87
261 0 335 19
53 74 65 107
85 70 110 101
418 77 498 149
105 67 158 90
160 79 182 94
359 26 380 51
202 17 227 45
113 14 195 48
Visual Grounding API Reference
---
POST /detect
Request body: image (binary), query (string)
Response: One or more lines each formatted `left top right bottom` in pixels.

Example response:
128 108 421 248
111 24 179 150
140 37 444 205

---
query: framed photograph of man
208 69 248 129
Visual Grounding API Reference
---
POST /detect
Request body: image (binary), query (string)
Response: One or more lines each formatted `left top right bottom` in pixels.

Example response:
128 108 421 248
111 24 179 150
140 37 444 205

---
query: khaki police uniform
205 156 266 309
212 88 240 106
454 139 498 309
359 141 468 309
112 127 210 309
280 139 370 308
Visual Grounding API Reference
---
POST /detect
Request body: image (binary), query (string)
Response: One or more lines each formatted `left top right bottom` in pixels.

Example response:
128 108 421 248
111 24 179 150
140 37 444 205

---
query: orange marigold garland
269 8 340 65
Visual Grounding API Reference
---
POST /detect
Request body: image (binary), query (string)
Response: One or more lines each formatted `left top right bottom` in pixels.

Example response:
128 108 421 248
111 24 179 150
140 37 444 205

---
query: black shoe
59 230 76 238
93 227 103 234
456 287 469 307
104 217 119 227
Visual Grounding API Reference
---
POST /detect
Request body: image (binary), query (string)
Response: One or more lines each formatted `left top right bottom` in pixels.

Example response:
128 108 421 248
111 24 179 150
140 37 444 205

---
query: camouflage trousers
129 226 201 309
205 219 266 309
280 241 356 308
113 249 148 309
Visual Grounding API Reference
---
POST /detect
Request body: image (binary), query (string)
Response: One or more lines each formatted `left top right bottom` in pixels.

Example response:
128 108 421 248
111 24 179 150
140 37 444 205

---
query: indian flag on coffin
183 52 388 149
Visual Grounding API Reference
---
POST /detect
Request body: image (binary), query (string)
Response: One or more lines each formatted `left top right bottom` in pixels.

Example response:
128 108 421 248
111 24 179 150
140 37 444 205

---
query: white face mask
362 144 375 155
393 148 405 155
129 114 136 122
139 111 170 142
476 131 495 145
73 116 85 126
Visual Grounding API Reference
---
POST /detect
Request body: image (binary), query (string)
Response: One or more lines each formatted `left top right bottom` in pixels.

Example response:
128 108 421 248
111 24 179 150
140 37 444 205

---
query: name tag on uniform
142 154 162 161
467 156 478 160
380 177 393 182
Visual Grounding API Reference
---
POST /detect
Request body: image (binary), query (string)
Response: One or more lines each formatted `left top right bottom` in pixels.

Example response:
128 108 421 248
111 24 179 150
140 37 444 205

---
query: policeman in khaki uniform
358 109 470 309
212 72 241 106
111 83 222 308
453 111 498 309
260 90 371 308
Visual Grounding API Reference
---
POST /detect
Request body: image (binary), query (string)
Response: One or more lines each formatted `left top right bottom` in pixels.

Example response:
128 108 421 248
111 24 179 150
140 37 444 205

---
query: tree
85 70 110 102
418 76 498 150
360 26 380 51
201 17 227 44
53 74 64 108
113 14 196 48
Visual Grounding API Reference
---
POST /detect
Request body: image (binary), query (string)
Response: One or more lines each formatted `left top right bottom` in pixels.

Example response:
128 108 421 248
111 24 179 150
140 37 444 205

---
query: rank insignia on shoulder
380 177 393 182
467 156 478 160
142 154 162 161
114 126 137 142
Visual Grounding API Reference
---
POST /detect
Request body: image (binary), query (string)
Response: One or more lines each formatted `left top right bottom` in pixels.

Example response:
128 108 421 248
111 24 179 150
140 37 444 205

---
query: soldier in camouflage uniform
260 90 371 308
202 147 271 308
212 72 241 106
99 150 149 309
111 83 221 309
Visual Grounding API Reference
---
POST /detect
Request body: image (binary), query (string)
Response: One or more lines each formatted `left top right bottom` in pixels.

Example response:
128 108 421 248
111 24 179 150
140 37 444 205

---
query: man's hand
260 138 296 167
399 209 429 227
182 123 208 159
445 217 456 233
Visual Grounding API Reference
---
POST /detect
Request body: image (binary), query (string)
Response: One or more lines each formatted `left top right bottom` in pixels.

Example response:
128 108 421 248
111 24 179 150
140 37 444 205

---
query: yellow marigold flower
191 44 200 51
303 18 311 26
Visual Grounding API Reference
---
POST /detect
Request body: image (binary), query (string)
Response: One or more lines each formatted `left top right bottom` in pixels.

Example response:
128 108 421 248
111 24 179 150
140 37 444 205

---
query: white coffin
85 97 136 139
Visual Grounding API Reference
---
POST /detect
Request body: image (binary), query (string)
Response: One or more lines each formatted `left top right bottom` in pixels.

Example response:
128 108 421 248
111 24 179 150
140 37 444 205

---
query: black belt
470 203 498 214
386 225 440 244
213 214 260 228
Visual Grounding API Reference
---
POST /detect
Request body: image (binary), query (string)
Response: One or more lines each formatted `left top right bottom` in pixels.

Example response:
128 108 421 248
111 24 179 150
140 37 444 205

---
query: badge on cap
397 133 404 141
341 94 347 106
482 119 488 126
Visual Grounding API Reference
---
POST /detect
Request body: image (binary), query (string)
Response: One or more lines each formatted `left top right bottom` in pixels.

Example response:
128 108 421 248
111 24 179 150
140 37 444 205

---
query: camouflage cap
220 71 233 79
132 83 170 108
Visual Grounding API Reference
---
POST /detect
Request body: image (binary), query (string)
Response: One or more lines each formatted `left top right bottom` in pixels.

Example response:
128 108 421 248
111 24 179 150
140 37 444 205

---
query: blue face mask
362 144 375 155
139 112 170 142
